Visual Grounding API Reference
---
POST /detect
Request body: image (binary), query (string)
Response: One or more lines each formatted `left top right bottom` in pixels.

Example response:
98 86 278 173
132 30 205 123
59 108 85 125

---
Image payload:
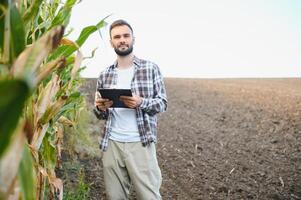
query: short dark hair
109 19 133 38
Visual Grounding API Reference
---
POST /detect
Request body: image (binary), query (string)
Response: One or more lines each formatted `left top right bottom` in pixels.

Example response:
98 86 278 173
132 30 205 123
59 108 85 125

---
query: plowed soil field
66 78 301 200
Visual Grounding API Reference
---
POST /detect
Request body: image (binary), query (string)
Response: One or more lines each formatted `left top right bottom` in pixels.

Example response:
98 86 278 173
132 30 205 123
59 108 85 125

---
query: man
94 19 167 200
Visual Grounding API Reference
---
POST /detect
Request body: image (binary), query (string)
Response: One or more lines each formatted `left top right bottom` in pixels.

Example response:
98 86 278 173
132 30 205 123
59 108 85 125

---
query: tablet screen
97 89 132 108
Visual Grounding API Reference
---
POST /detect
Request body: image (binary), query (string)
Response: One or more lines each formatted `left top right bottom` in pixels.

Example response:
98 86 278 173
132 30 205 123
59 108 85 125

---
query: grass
63 169 90 200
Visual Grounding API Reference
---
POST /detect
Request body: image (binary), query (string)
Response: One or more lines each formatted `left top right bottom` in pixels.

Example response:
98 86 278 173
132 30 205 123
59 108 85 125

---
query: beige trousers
102 140 162 200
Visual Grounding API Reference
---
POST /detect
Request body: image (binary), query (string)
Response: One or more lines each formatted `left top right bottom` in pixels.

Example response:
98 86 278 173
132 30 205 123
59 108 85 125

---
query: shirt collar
111 56 141 69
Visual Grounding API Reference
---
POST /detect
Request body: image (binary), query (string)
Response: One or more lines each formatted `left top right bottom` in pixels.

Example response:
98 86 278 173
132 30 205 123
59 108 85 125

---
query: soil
63 78 301 200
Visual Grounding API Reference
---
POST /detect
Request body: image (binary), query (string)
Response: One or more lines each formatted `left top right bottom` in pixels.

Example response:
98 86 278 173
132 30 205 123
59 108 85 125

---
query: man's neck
117 54 134 69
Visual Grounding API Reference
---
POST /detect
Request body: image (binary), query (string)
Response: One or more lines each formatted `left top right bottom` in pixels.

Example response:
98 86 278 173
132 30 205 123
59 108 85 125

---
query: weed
63 169 90 200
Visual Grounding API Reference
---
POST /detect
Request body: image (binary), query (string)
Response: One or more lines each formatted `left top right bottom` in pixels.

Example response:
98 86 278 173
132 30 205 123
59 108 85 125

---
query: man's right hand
94 92 113 111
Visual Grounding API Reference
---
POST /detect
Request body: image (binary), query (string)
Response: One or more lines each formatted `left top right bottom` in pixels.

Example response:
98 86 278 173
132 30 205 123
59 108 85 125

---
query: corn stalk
0 0 108 199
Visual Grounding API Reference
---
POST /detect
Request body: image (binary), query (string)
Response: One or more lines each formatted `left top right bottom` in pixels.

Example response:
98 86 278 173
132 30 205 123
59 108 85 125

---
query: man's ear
110 40 113 48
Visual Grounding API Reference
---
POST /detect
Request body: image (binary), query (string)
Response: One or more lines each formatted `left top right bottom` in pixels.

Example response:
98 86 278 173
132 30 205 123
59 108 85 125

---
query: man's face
110 25 134 56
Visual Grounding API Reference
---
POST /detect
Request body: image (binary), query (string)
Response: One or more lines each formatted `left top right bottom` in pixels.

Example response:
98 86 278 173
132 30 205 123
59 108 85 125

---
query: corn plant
0 0 107 199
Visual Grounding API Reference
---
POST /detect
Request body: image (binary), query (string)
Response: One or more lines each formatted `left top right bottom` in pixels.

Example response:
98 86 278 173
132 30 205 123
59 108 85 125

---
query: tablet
98 89 133 108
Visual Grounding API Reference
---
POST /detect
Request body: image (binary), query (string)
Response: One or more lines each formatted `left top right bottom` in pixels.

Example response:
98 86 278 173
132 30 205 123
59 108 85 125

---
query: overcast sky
68 0 301 78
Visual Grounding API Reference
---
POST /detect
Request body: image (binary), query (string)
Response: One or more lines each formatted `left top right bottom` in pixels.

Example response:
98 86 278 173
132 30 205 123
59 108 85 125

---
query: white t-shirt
109 65 140 142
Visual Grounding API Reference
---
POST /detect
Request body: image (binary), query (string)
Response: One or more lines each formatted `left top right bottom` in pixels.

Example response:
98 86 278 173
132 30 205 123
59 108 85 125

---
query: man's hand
95 92 113 111
119 94 142 109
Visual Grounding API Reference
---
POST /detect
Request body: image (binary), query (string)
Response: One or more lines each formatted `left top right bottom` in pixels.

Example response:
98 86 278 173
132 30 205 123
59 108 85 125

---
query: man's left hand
119 95 142 108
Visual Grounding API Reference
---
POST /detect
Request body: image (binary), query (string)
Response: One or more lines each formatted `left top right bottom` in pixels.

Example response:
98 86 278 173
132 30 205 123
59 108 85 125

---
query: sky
68 0 301 78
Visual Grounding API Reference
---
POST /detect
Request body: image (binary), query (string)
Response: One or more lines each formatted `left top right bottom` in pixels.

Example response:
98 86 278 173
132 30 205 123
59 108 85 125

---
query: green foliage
49 16 109 60
50 0 77 29
18 144 36 200
41 132 57 169
10 3 26 60
0 1 26 63
0 79 30 157
23 0 43 25
63 169 90 200
0 7 4 52
0 0 108 198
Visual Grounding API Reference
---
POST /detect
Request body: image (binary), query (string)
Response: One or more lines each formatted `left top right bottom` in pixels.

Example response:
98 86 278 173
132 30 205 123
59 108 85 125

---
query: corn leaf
58 116 74 127
50 8 71 30
49 0 61 18
22 0 43 26
0 121 26 195
83 47 98 59
25 98 36 143
38 97 66 125
49 0 77 29
11 25 64 80
18 144 36 200
55 125 64 167
48 170 63 200
60 38 77 47
36 56 65 84
49 17 109 60
42 133 56 169
36 74 60 120
2 2 10 63
31 123 49 150
10 3 26 60
0 79 30 158
0 4 6 53
70 50 82 80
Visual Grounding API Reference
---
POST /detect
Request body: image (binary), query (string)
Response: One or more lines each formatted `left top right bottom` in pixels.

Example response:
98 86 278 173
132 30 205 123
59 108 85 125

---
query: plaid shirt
95 56 167 151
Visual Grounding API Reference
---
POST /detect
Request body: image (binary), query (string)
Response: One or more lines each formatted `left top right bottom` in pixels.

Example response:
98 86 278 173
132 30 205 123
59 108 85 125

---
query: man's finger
120 96 132 100
104 100 113 105
103 100 113 108
95 91 101 98
96 98 110 103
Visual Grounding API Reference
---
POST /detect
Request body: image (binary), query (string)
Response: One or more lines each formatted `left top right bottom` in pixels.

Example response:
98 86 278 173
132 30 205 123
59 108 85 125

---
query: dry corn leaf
0 120 25 195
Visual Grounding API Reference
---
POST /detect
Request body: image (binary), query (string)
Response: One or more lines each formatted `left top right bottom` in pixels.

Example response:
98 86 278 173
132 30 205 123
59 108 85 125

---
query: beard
114 44 133 56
